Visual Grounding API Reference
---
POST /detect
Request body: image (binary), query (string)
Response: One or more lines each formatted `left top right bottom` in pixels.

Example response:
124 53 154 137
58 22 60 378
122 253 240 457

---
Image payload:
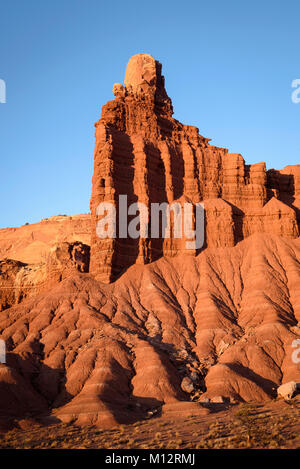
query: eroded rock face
0 234 299 426
90 54 300 283
124 53 169 103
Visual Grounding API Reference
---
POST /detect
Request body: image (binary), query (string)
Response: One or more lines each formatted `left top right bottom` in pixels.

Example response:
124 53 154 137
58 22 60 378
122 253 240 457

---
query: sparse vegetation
0 397 299 449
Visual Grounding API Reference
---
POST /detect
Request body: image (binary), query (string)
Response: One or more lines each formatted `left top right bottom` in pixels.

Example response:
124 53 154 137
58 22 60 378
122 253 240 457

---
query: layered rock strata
90 54 299 282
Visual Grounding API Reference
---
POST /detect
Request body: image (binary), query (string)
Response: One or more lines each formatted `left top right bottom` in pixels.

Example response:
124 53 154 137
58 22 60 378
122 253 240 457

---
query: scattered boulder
189 371 199 382
277 381 299 399
198 396 211 404
181 377 194 394
210 395 227 404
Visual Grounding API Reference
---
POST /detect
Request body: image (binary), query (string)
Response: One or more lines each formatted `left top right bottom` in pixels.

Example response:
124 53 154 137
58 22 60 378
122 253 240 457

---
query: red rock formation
90 54 299 283
0 241 90 311
0 54 299 428
0 234 299 426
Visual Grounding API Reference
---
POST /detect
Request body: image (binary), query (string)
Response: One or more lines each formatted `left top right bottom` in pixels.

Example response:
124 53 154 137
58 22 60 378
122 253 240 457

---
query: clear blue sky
0 0 299 228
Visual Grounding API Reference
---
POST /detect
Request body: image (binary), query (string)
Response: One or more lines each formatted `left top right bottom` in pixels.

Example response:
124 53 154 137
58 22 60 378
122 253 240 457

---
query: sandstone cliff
90 54 300 283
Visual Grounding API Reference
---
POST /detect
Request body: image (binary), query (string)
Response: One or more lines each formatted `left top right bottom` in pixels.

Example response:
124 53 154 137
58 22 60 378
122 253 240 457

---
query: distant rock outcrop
0 241 90 311
0 214 90 265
